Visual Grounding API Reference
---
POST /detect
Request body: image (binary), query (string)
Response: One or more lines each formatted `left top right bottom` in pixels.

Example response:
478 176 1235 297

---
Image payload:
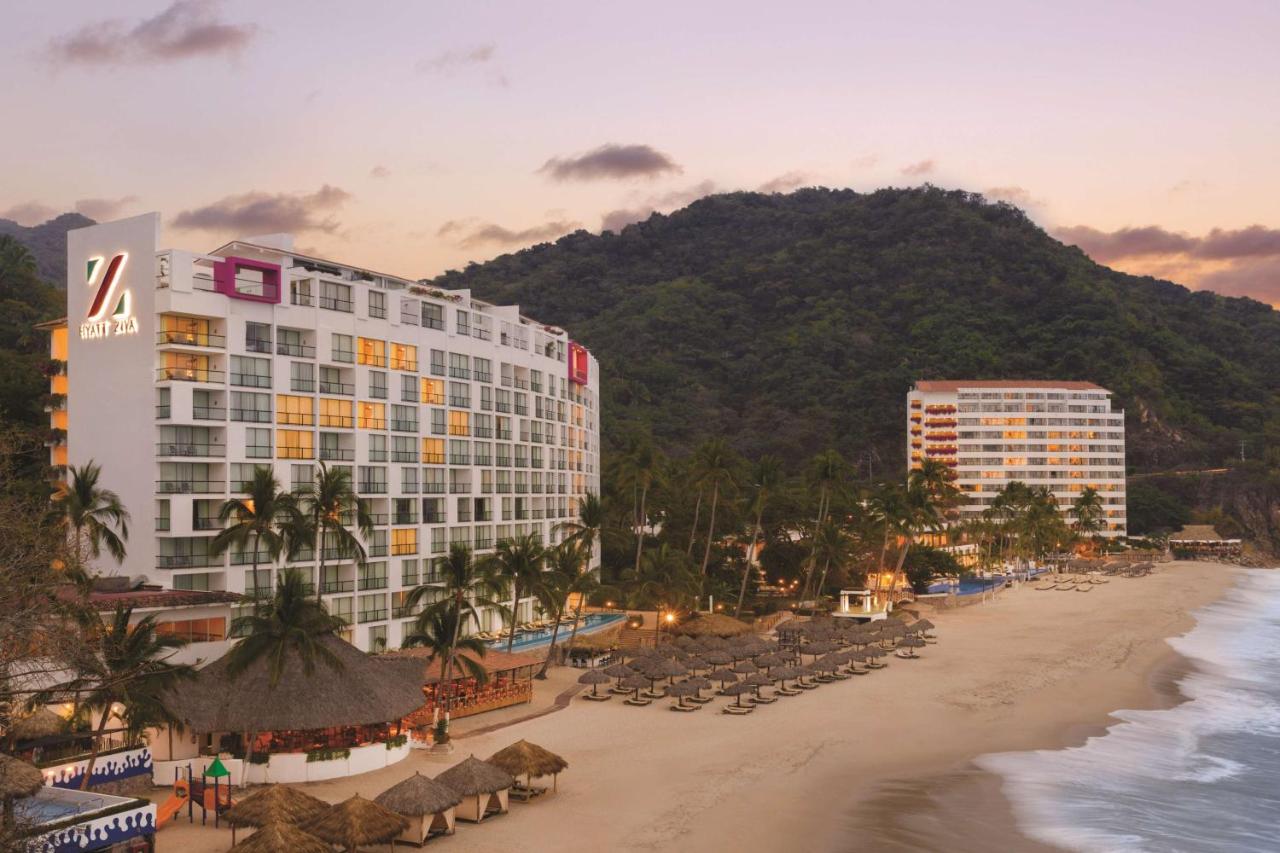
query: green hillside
0 212 94 286
431 186 1280 477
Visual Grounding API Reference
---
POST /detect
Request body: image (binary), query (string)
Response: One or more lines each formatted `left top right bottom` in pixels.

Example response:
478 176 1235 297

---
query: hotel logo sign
79 253 138 340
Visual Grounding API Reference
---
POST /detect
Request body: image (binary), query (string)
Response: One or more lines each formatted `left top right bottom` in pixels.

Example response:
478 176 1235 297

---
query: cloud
0 201 58 225
983 185 1038 208
438 218 580 249
899 159 936 177
757 171 813 194
369 165 390 179
416 43 496 74
850 154 880 170
47 0 256 66
1195 226 1280 261
1195 257 1280 302
1054 225 1197 263
172 185 351 234
74 195 139 221
600 180 719 233
539 144 682 182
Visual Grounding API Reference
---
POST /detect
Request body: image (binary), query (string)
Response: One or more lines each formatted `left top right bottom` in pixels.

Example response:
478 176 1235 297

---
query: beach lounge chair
722 705 754 715
777 685 804 695
847 664 869 676
752 693 778 704
895 649 920 659
624 696 652 707
670 702 700 712
581 692 612 702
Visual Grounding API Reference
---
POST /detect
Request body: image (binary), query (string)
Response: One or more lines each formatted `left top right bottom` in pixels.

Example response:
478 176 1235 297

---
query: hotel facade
907 380 1127 536
50 213 600 652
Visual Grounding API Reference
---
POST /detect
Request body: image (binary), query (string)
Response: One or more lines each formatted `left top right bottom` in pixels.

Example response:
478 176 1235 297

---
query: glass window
246 428 271 458
456 310 470 336
320 281 352 312
390 343 417 372
369 371 387 399
230 391 271 422
422 303 444 330
245 322 272 353
359 401 386 429
278 430 314 459
422 438 445 464
276 394 314 426
332 333 354 363
290 361 314 392
421 378 445 405
448 411 470 436
430 349 445 376
368 290 387 319
230 355 271 388
319 397 353 428
400 298 419 325
357 337 386 367
401 374 417 402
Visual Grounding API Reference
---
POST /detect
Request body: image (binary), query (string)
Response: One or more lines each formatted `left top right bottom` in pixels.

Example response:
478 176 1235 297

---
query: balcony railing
156 405 170 419
230 408 271 423
318 415 354 428
291 379 316 393
192 405 226 420
358 418 387 430
277 342 316 358
358 609 388 624
319 296 354 313
278 446 314 459
321 580 355 594
319 447 354 461
320 381 354 396
156 480 221 494
358 482 388 494
157 367 224 383
230 372 272 388
156 442 225 458
390 451 417 463
422 482 446 494
358 577 388 591
158 331 225 348
157 554 221 569
245 339 273 354
193 517 222 531
390 420 418 433
367 544 389 557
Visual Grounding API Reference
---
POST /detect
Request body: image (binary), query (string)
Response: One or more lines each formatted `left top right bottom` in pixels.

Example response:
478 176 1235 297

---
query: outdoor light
664 613 675 623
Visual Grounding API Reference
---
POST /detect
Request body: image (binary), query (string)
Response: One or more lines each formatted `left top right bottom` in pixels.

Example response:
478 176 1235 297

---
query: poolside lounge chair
581 692 612 702
623 696 652 707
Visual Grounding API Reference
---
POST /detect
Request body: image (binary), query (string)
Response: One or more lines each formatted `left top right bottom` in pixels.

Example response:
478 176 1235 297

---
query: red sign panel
568 341 589 385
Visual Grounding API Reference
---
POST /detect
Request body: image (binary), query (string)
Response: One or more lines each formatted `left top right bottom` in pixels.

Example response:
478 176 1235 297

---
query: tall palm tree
734 455 783 617
52 606 193 790
486 534 547 654
0 235 37 280
807 449 846 532
405 544 507 741
881 459 960 594
51 461 130 570
554 491 605 564
692 438 737 593
210 467 301 603
811 516 854 600
402 607 489 691
865 483 913 595
1073 486 1105 538
291 462 373 602
626 544 698 644
616 437 662 581
533 546 578 679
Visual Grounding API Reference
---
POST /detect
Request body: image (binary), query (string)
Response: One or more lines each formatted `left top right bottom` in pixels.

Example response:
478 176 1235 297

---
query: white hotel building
50 213 600 651
907 380 1127 536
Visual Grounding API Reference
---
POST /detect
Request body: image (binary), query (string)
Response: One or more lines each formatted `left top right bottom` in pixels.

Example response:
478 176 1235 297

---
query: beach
155 560 1239 853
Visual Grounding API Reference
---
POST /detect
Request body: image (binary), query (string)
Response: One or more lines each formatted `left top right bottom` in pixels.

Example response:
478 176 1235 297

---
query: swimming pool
487 612 626 651
927 570 1050 596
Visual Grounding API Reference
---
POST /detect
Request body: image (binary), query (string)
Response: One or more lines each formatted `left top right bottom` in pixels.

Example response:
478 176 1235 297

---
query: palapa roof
228 822 332 853
1169 525 1226 542
670 613 754 638
436 755 515 796
487 740 568 779
380 647 543 682
304 794 409 848
374 772 462 816
9 708 65 741
0 754 45 799
165 634 426 732
225 785 331 828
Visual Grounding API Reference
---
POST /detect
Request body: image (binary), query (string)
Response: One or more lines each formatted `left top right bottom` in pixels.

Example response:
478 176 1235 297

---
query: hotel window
480 385 493 411
319 366 350 396
390 435 417 463
230 391 271 423
172 573 211 591
400 558 420 587
291 464 314 491
358 401 386 429
422 303 444 330
448 353 470 379
155 499 170 531
278 328 309 358
390 404 417 432
481 469 494 494
359 561 389 590
230 355 271 388
319 397 353 428
245 428 271 458
290 361 314 392
422 437 445 464
449 439 470 466
421 378 445 406
456 310 470 336
276 394 314 426
358 466 387 494
369 433 387 462
423 468 446 494
430 408 446 435
473 357 492 383
368 290 387 319
290 278 312 306
400 374 417 403
358 337 386 367
369 371 388 400
430 349 446 376
320 281 353 312
422 497 445 523
160 315 215 346
400 298 420 325
278 429 313 459
331 333 354 363
391 528 418 556
245 322 272 354
431 527 446 554
448 411 470 436
401 465 419 493
474 441 492 465
390 343 417 372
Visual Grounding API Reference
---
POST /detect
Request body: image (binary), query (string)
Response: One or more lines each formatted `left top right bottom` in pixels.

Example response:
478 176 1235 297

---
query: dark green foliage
903 546 962 593
1126 480 1192 536
430 186 1280 477
0 212 94 285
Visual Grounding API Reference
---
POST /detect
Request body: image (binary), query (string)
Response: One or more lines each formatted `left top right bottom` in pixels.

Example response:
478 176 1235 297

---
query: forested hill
431 186 1280 475
0 212 94 286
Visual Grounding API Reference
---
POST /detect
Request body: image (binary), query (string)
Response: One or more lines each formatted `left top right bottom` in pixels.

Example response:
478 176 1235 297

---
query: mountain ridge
0 212 95 286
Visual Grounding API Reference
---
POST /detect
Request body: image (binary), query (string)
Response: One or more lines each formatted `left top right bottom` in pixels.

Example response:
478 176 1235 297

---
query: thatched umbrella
683 656 709 672
671 613 754 638
708 668 738 689
9 708 64 741
704 650 733 667
603 662 634 679
577 668 612 697
304 795 408 853
898 636 926 657
374 771 462 842
0 754 44 828
228 822 332 853
731 660 758 675
721 681 754 708
772 665 800 690
619 673 650 700
665 681 699 709
436 756 515 823
683 675 713 700
488 740 569 793
224 784 331 845
754 653 785 675
657 659 688 684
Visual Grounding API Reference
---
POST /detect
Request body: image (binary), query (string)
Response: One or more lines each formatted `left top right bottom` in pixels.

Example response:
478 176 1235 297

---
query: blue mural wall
32 803 156 853
43 747 152 790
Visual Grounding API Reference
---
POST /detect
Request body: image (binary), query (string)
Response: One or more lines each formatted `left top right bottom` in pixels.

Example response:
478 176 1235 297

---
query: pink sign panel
568 341 589 385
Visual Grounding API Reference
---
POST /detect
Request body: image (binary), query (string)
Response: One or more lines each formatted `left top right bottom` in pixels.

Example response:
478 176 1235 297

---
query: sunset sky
3 1 1279 300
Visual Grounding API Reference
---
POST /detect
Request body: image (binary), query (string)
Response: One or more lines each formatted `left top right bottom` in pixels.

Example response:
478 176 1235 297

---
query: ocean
979 568 1280 852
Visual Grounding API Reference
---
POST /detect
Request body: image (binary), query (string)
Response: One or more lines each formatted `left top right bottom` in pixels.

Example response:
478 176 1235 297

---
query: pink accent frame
213 256 281 304
568 341 589 385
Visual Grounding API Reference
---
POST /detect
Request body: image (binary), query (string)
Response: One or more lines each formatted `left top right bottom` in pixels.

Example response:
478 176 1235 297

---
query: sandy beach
154 560 1239 853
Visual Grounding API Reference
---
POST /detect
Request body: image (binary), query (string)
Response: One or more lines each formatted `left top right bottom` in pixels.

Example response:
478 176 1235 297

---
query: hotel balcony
157 366 225 384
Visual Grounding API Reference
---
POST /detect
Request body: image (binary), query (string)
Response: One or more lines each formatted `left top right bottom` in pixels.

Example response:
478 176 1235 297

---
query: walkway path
455 681 584 739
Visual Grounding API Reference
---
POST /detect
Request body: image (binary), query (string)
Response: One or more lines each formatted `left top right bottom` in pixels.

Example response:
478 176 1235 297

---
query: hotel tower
47 213 600 651
907 380 1127 536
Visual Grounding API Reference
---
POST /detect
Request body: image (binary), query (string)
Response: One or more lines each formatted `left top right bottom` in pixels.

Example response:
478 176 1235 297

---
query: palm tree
692 438 737 593
210 467 301 603
807 449 846 531
881 459 960 594
486 534 547 654
533 546 578 679
865 483 913 595
51 461 130 570
224 568 345 775
554 491 605 564
292 463 372 602
53 606 193 790
1073 486 1106 539
811 516 854 600
734 455 783 617
616 437 662 580
0 235 37 280
402 607 489 691
405 544 507 742
626 544 698 645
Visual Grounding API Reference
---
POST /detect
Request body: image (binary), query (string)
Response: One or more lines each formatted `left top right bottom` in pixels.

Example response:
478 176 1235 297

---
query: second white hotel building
61 213 600 651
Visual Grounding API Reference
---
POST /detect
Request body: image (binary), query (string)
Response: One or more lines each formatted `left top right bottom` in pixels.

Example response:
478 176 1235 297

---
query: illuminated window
422 437 445 464
448 411 470 436
319 397 353 428
156 617 227 642
358 401 386 429
421 378 445 405
390 342 417 372
357 337 386 367
391 528 418 556
278 430 314 459
276 394 314 426
160 315 215 346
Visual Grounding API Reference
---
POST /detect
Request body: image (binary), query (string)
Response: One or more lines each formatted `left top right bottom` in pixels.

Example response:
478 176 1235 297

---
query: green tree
402 608 490 706
734 455 782 617
487 534 547 655
616 437 663 581
210 467 301 602
554 491 605 564
51 461 130 570
291 462 372 602
1072 486 1105 536
691 438 737 596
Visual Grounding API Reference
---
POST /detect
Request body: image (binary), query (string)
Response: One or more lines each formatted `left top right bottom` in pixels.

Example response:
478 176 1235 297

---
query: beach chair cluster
575 616 939 715
475 615 577 643
1033 558 1156 592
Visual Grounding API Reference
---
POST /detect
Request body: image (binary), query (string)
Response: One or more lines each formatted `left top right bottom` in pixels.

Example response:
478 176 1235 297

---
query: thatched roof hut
227 822 332 853
164 635 426 733
671 613 754 638
304 794 408 852
436 756 514 823
374 772 462 844
225 785 330 830
0 754 44 799
9 708 64 741
487 740 568 789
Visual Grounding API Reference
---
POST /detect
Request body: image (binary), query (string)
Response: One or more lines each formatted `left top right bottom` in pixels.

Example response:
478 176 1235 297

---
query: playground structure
156 758 234 829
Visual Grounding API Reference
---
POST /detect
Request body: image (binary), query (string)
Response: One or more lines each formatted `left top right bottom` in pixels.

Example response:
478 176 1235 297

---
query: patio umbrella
225 784 331 845
229 822 333 853
743 672 772 698
374 771 462 821
683 676 713 700
658 659 688 683
665 681 699 708
603 662 635 679
577 669 612 697
303 795 409 853
916 619 935 632
731 660 758 675
704 650 733 666
708 668 739 688
898 636 926 657
487 740 568 791
772 665 800 690
619 673 650 699
721 681 754 708
683 656 709 672
754 653 785 675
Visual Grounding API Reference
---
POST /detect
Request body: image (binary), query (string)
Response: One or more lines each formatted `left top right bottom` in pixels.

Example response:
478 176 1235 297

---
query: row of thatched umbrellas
223 740 568 852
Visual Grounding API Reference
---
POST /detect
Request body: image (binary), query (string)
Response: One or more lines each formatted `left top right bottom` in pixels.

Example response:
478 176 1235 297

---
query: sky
3 1 1279 301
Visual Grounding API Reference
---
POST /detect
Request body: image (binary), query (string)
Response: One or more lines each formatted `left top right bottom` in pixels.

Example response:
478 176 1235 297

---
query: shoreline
155 561 1241 853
